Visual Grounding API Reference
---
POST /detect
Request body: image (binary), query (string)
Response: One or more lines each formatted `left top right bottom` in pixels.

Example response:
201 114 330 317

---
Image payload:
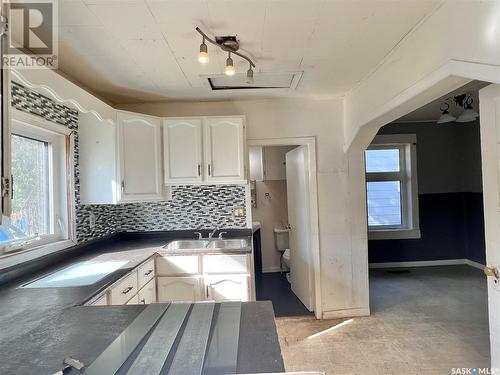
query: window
365 134 420 240
0 110 74 255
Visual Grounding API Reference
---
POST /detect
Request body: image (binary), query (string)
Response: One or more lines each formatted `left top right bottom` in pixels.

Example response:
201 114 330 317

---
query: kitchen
1 1 500 374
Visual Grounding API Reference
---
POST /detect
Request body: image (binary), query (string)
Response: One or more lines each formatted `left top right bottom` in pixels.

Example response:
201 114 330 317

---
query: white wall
252 180 289 272
119 98 370 318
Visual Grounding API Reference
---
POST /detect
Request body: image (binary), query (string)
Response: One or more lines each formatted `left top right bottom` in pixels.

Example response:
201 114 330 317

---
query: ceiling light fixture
246 65 254 84
225 52 235 76
198 37 209 64
437 94 478 124
437 101 456 124
456 96 479 122
196 27 256 80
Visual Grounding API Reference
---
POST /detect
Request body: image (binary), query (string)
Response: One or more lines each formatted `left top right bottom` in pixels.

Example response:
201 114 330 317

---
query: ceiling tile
59 0 101 26
87 3 162 39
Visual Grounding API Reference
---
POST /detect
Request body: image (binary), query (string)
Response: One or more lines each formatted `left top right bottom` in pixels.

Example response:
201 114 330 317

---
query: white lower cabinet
126 295 140 305
157 276 203 302
138 278 156 304
88 252 253 306
109 270 138 305
205 275 250 302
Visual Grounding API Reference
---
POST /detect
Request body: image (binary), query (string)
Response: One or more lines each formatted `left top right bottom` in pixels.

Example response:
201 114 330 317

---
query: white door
117 111 163 202
163 118 203 184
479 84 500 367
204 117 245 183
157 276 202 302
286 146 314 311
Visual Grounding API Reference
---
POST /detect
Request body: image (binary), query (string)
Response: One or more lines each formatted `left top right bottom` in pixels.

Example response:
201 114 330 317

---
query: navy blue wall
368 120 486 264
368 192 486 264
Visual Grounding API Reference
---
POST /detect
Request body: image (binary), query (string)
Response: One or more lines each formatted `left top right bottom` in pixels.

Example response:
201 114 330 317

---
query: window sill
368 228 421 241
0 239 76 272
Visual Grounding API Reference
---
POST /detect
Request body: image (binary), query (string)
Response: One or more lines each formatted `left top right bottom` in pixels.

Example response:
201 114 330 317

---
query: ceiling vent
205 72 302 91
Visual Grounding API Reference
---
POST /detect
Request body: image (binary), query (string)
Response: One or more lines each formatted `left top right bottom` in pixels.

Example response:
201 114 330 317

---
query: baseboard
369 258 485 269
322 307 370 319
464 259 485 270
262 266 284 273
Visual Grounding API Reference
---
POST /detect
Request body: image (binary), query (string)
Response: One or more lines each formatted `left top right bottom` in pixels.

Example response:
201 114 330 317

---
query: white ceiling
57 0 440 104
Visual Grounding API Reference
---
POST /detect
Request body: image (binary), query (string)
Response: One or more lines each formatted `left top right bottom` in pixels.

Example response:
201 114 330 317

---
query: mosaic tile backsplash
12 82 248 243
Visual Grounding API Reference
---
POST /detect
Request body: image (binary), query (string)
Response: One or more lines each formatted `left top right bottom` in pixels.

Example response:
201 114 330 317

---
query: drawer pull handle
122 286 133 294
140 298 146 304
144 270 153 276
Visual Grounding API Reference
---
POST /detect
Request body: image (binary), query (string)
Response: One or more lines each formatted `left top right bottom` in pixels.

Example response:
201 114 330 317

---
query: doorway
364 81 491 369
247 137 321 318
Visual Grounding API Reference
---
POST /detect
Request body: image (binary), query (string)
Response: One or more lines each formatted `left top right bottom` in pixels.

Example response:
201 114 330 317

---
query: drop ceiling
57 0 441 104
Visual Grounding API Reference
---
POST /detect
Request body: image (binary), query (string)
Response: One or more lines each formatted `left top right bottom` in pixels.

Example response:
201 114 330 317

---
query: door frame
247 136 322 319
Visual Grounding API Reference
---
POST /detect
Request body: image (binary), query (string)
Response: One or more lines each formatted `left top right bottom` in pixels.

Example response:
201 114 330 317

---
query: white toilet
274 227 291 276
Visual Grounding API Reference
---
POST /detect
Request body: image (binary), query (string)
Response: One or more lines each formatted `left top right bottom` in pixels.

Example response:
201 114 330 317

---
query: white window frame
366 134 420 240
0 109 76 256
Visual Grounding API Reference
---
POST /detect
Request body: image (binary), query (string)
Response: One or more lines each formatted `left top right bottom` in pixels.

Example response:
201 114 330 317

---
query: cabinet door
204 117 245 183
163 118 203 184
137 278 156 304
205 275 249 302
79 112 118 204
117 111 163 202
157 276 202 302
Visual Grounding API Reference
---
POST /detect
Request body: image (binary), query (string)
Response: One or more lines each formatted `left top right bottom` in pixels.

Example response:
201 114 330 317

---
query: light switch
233 205 245 217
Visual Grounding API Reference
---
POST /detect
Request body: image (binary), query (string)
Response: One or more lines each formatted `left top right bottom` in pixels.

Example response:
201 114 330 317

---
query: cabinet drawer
156 255 199 275
126 294 140 305
137 278 156 305
109 271 138 305
203 254 249 274
157 276 202 302
138 257 155 289
205 274 250 302
92 293 108 306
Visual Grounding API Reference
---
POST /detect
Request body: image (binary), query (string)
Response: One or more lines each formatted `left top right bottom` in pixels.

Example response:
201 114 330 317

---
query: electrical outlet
89 213 96 229
233 205 245 218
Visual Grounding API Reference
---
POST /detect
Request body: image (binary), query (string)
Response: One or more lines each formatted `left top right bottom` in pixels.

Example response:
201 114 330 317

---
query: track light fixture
225 52 235 76
246 65 254 84
196 27 256 79
198 37 208 64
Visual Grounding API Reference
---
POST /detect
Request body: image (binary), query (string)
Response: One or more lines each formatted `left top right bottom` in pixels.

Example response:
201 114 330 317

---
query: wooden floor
276 265 491 375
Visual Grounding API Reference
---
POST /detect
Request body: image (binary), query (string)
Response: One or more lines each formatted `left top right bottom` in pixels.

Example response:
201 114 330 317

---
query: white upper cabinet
117 111 163 202
163 118 203 184
204 117 245 184
163 116 246 185
79 112 119 204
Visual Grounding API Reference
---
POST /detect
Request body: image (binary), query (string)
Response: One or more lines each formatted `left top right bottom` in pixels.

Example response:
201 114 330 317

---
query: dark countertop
0 230 285 375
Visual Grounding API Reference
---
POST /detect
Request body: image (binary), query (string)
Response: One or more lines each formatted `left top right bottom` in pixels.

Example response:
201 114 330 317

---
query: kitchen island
0 231 285 374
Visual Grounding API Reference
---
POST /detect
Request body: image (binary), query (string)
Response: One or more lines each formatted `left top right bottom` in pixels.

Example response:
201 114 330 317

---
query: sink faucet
208 227 218 239
218 231 227 239
194 232 203 240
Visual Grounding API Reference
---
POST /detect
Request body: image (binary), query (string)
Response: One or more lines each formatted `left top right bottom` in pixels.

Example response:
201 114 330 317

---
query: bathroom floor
276 265 490 374
255 272 312 318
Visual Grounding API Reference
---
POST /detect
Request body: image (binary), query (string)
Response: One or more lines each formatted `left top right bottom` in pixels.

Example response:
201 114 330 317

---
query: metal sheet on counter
168 302 215 375
126 303 190 375
203 301 242 375
84 304 169 375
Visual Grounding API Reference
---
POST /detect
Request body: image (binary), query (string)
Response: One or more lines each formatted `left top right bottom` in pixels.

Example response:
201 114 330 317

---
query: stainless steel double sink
163 238 248 251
